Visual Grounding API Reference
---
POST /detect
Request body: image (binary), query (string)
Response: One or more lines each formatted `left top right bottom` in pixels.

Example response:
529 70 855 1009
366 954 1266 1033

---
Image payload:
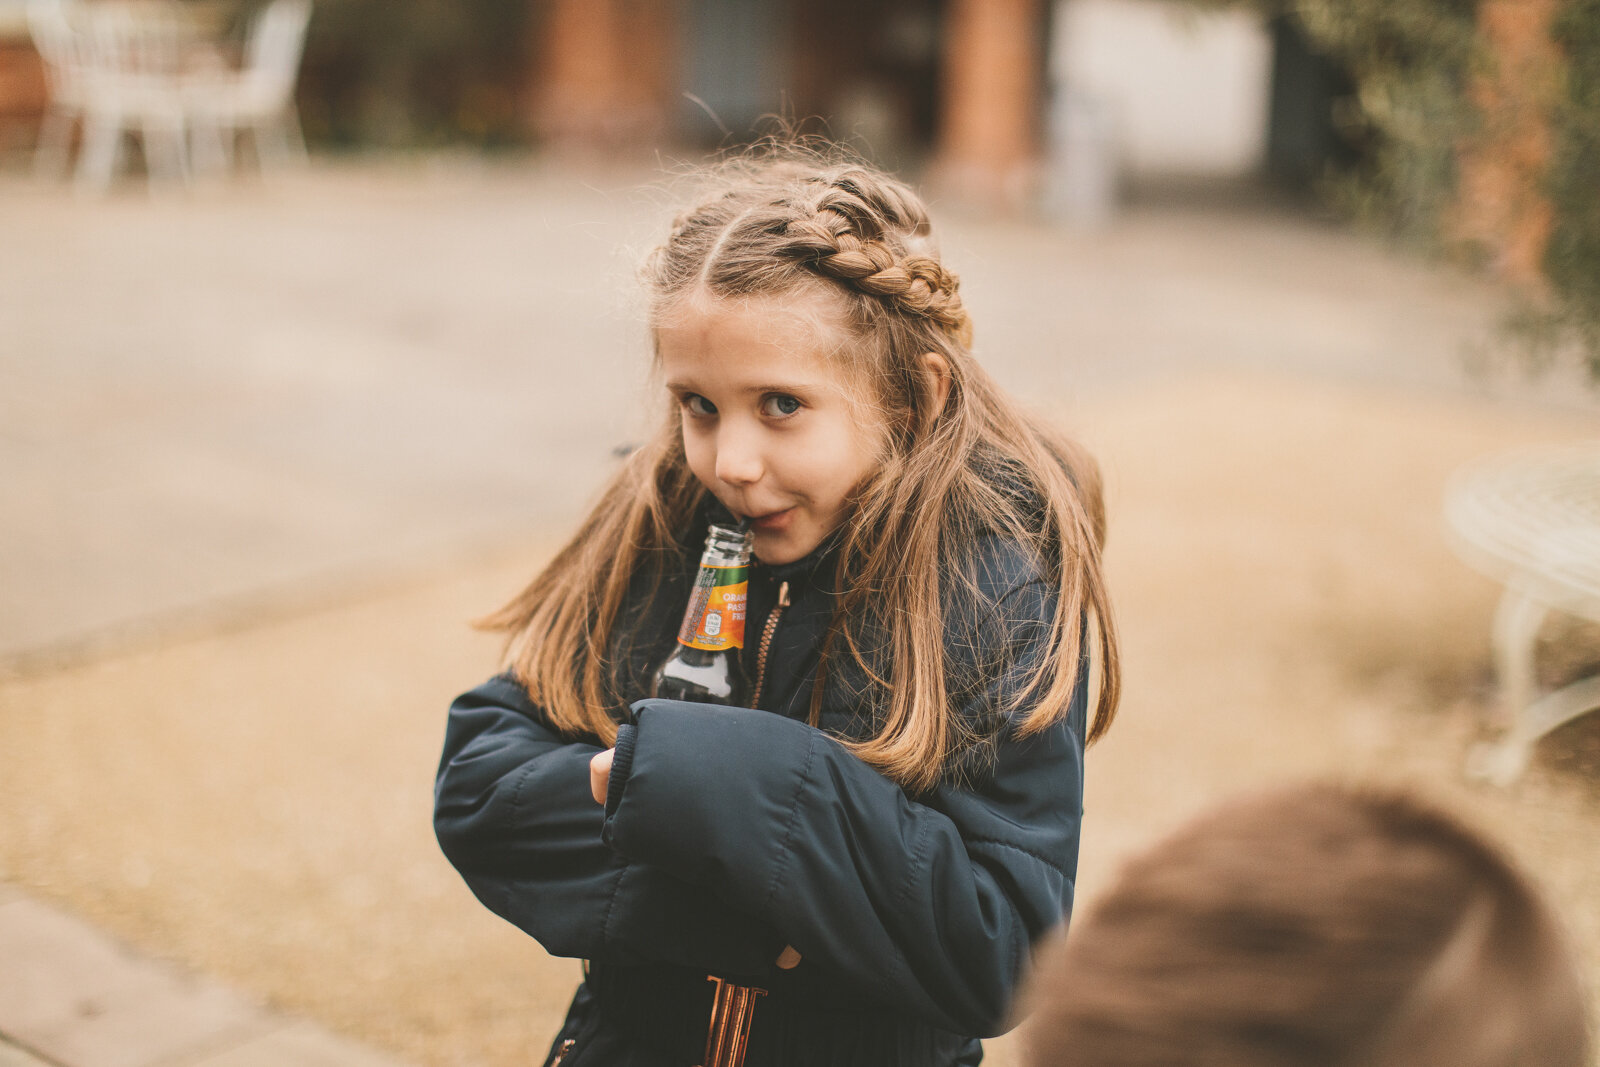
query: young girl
433 151 1120 1067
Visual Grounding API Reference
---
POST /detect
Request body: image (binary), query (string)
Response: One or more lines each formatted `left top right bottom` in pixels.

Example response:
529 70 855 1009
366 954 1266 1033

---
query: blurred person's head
1023 783 1590 1067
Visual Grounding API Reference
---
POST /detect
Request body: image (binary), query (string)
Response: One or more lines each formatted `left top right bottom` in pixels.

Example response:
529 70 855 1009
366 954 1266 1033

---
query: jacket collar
757 533 839 583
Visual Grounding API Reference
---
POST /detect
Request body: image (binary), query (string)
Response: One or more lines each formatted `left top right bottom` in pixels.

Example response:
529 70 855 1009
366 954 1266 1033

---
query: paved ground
1 882 406 1067
1 156 1597 1066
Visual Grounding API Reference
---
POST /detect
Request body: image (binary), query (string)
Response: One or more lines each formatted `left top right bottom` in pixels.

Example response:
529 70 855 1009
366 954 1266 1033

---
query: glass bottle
651 523 753 705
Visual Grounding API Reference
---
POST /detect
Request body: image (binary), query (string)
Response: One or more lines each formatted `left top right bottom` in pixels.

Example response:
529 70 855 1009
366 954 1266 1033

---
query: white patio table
1446 442 1600 784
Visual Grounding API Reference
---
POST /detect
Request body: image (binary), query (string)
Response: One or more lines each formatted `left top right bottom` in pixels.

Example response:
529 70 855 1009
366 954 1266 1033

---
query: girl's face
657 292 887 565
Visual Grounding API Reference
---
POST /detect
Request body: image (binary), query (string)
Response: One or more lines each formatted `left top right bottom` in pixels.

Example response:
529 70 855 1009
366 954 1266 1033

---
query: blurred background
1 2 1599 1066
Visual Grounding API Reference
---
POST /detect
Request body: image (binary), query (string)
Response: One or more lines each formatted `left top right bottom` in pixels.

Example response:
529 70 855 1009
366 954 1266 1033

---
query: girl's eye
760 394 802 418
682 394 717 417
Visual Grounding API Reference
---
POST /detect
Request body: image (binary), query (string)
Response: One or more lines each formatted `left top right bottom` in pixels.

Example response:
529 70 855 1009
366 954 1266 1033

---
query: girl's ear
920 352 953 417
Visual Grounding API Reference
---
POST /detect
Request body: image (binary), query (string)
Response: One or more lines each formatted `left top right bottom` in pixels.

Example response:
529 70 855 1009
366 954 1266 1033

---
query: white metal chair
29 0 197 192
1446 443 1600 784
186 0 312 176
26 0 90 180
77 2 195 190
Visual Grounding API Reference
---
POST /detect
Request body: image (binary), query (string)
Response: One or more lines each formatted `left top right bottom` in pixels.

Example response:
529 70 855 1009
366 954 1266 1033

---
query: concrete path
0 884 409 1067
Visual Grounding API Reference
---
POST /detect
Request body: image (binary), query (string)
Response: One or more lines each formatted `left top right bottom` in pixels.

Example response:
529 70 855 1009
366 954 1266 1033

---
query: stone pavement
0 883 409 1067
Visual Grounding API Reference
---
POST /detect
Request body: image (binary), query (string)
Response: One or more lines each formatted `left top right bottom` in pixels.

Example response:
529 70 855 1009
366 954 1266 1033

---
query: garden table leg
1490 585 1546 731
1467 585 1600 785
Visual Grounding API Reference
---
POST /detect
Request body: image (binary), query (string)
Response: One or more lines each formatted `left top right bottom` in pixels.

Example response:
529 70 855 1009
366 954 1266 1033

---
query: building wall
1049 0 1272 178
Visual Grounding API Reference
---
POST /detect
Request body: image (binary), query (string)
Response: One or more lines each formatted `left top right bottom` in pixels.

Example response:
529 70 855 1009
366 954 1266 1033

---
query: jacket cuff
602 699 817 904
604 722 638 821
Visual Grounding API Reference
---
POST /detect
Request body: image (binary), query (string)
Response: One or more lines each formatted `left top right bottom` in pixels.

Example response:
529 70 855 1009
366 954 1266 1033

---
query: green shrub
1540 0 1600 379
1186 0 1600 382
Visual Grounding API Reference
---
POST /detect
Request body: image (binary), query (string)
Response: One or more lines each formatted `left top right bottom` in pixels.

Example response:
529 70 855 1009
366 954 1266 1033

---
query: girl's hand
589 748 614 805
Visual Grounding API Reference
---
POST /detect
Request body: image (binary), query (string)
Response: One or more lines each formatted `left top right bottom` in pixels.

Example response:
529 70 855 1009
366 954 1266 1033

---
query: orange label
678 565 748 651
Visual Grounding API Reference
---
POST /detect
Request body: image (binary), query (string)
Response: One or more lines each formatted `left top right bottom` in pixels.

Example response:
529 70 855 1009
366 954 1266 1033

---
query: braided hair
646 162 973 349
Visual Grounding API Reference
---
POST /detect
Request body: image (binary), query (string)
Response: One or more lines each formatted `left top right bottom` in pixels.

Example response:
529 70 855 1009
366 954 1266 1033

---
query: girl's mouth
748 508 796 532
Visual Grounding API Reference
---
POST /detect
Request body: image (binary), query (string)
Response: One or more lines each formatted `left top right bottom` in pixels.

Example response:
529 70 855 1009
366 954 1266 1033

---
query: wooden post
934 0 1046 209
525 0 678 153
0 38 49 156
1453 0 1561 290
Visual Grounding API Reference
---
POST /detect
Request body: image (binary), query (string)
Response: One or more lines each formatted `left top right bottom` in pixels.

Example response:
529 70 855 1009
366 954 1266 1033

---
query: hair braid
775 175 974 345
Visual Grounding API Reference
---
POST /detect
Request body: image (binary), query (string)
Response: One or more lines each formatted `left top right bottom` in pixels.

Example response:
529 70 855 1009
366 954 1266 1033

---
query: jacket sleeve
433 674 787 975
601 578 1086 1037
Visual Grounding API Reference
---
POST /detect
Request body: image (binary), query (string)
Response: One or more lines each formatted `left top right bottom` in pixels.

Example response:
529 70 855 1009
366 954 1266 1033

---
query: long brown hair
487 148 1119 791
1022 784 1591 1067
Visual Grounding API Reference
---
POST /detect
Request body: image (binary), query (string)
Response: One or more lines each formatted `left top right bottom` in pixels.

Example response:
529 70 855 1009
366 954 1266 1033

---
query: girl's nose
714 424 764 486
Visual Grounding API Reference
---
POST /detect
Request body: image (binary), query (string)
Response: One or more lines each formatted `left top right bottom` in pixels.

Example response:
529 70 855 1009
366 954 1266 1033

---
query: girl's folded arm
601 579 1085 1037
432 674 785 975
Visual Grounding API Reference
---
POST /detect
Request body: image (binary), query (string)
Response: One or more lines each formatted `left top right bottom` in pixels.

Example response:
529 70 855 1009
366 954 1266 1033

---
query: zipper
549 1038 576 1066
749 580 789 710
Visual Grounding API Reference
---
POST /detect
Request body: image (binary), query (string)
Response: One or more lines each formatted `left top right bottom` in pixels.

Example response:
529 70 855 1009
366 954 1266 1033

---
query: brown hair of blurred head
1024 783 1591 1067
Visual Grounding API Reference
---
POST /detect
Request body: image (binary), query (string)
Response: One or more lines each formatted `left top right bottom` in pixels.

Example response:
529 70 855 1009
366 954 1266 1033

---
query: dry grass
1 373 1597 1066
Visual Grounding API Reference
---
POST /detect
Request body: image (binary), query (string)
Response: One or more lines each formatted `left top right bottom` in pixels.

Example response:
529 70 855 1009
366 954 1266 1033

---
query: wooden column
1453 0 1560 289
934 0 1045 209
0 39 48 155
525 0 679 152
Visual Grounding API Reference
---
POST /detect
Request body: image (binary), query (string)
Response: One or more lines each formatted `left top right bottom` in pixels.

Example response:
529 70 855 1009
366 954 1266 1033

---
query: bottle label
678 565 748 651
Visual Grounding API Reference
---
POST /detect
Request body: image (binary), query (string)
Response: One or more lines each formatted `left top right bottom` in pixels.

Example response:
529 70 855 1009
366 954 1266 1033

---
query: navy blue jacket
433 531 1088 1066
